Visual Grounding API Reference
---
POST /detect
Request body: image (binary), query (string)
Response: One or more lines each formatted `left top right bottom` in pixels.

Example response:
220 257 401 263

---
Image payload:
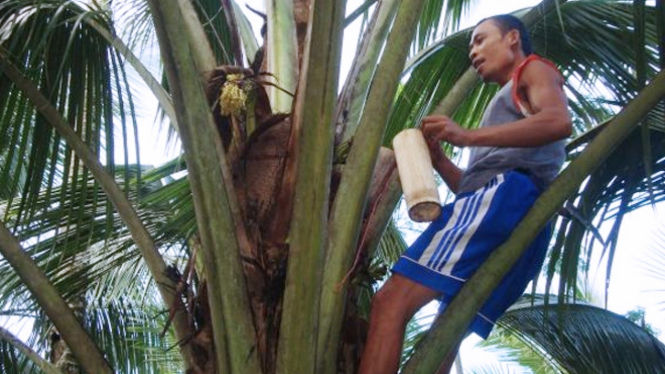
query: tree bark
276 0 345 372
265 0 298 113
317 1 428 372
146 2 260 372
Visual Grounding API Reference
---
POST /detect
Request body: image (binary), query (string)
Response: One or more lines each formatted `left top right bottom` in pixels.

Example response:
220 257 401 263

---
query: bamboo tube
392 129 441 222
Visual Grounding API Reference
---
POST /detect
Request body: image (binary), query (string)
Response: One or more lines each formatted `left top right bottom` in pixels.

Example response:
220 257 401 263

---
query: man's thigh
376 274 442 318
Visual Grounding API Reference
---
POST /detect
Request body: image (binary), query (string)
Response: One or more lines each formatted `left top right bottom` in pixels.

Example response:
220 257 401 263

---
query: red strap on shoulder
511 54 562 114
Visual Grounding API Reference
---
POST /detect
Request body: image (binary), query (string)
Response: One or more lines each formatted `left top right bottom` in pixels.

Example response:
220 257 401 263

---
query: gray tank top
457 75 566 194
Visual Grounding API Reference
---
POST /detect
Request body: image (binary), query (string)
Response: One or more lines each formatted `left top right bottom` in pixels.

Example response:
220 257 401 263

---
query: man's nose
468 47 477 62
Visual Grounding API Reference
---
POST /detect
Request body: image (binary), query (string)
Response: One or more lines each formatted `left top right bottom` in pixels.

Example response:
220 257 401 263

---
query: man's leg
358 273 440 374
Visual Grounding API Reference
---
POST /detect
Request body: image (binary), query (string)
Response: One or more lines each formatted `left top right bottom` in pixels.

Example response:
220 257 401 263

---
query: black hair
477 15 533 56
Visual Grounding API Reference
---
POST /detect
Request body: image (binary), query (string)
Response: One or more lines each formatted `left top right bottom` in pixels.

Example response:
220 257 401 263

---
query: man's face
469 20 518 83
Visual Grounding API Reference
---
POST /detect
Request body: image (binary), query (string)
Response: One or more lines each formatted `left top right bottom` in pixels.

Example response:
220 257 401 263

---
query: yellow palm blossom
219 74 247 117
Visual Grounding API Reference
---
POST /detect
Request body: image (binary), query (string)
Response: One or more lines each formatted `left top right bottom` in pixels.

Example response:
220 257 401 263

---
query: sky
124 0 665 371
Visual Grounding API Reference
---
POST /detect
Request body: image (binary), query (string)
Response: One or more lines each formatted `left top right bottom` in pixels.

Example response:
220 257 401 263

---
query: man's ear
507 29 520 50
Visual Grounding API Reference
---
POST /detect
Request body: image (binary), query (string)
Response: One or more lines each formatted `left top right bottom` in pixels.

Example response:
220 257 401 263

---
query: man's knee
370 275 438 324
369 279 411 324
371 280 400 311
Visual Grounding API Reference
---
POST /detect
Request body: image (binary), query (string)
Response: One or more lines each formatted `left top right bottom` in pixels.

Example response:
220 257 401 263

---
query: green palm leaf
637 222 665 309
0 299 185 374
0 161 198 316
480 331 564 374
0 166 194 372
0 0 139 229
194 0 242 65
498 296 665 373
551 118 665 302
0 324 55 374
401 310 437 369
84 298 184 374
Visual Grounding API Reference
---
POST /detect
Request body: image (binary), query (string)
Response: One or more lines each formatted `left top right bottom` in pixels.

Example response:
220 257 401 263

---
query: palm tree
0 0 663 373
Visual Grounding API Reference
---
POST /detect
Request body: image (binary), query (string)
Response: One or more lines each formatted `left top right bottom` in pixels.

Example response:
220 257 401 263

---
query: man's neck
497 53 527 86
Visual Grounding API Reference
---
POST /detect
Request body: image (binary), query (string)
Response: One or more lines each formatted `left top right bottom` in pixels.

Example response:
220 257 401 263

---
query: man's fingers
422 121 447 138
422 115 449 123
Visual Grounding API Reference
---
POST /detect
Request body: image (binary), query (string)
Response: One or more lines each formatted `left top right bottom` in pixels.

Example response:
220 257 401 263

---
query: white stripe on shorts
417 174 505 276
428 191 484 269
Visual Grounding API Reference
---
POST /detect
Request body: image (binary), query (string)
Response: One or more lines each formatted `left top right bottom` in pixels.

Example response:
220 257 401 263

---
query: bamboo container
392 129 441 222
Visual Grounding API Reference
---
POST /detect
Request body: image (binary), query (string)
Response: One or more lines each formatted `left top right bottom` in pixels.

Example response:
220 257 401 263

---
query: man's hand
421 115 471 147
421 126 463 193
424 131 447 164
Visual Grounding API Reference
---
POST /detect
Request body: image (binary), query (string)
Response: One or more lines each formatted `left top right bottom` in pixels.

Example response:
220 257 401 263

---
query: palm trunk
317 1 428 372
275 0 345 372
265 0 298 113
146 2 260 372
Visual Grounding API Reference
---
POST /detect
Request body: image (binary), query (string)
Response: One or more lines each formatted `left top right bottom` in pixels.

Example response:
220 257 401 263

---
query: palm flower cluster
219 73 247 117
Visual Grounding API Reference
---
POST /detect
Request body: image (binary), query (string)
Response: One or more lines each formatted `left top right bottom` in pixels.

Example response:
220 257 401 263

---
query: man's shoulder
512 55 565 115
517 55 563 88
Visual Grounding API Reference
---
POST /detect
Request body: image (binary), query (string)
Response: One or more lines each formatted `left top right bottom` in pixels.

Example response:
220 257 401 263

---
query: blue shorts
392 170 551 338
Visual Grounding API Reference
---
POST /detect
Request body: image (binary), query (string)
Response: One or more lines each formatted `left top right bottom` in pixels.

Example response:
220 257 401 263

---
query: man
358 15 572 374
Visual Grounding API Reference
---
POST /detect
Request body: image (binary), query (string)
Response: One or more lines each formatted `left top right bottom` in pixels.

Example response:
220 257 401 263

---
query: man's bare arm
422 61 572 148
425 137 462 194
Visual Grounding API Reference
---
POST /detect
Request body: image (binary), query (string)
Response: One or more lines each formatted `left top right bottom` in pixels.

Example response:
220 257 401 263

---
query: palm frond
0 0 139 231
463 360 525 374
352 219 409 319
0 163 194 318
498 297 665 373
85 298 184 373
0 337 40 374
232 0 259 62
375 219 408 266
553 124 665 301
113 0 154 52
417 0 478 48
0 325 60 374
195 0 241 65
636 221 665 309
482 299 565 374
3 298 184 374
